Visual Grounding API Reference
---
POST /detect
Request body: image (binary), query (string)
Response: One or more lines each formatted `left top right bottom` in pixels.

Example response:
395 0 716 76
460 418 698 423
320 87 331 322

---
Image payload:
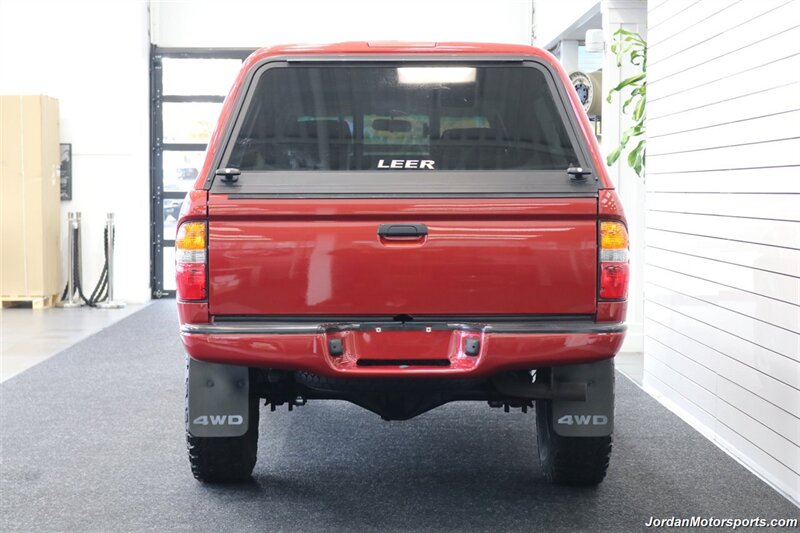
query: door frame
149 46 254 298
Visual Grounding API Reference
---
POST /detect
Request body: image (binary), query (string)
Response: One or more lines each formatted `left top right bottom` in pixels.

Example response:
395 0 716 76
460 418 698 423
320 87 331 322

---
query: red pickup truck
176 42 628 486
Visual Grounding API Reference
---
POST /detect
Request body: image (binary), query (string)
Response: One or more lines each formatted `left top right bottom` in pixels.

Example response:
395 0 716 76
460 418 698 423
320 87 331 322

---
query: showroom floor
1 301 796 532
0 303 145 382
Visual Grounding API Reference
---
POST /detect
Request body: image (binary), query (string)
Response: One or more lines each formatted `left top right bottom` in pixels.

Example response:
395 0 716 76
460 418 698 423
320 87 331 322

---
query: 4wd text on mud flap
192 415 243 426
557 415 609 426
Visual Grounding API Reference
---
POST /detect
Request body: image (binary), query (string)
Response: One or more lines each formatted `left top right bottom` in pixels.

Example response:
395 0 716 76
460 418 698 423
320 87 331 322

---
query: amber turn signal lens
176 222 206 251
600 220 628 250
176 222 207 301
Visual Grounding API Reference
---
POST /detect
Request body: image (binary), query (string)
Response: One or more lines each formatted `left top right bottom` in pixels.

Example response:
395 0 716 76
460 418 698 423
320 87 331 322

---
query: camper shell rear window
213 60 599 196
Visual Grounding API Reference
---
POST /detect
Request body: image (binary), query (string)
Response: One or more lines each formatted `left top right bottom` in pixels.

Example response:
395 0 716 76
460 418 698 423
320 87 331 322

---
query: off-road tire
536 398 612 486
186 374 260 483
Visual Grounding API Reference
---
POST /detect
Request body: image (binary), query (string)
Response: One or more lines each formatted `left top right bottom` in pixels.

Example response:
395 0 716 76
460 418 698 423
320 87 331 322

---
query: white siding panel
647 191 800 221
645 370 720 434
714 399 800 476
649 0 797 74
649 0 671 11
645 0 800 503
646 110 800 159
646 334 718 391
646 165 800 194
647 0 743 48
647 211 800 249
647 267 800 333
647 329 800 459
647 137 800 174
648 0 699 29
646 247 800 304
648 55 800 119
716 378 800 447
645 355 719 419
646 302 800 392
649 26 800 99
714 422 800 500
646 282 799 361
648 84 800 138
645 315 800 416
645 230 800 277
645 338 800 498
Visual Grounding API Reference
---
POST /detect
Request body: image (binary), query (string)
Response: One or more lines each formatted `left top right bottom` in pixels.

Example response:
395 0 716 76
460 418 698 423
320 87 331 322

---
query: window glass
163 151 205 192
163 198 183 238
226 65 580 171
162 58 242 96
163 102 222 144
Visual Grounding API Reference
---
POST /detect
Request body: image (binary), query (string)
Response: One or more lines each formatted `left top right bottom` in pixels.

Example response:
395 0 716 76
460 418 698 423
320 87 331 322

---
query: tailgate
207 197 597 317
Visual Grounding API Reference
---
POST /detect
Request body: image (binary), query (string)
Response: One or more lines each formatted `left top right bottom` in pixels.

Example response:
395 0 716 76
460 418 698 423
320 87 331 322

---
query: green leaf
613 28 647 46
608 72 646 96
613 28 638 37
622 93 640 113
627 140 646 177
606 28 648 178
633 96 646 121
620 128 631 147
607 144 623 166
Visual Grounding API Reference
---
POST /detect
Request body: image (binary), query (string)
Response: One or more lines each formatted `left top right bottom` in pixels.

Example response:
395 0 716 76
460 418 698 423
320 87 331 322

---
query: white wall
0 0 151 302
151 0 533 47
644 0 800 505
533 0 599 46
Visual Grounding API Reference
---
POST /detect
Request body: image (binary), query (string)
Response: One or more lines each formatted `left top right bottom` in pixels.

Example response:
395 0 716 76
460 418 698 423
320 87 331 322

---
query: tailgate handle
377 223 428 239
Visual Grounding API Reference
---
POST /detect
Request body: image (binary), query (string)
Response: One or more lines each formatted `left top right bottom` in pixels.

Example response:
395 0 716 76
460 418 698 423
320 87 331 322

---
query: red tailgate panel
208 198 598 316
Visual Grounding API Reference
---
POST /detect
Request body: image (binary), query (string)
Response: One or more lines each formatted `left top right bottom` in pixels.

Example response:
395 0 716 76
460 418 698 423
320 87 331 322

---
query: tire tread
536 399 612 486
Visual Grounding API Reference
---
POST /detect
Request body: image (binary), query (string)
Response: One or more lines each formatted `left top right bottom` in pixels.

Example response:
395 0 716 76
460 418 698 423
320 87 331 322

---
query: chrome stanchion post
75 212 83 287
96 212 126 309
60 212 83 308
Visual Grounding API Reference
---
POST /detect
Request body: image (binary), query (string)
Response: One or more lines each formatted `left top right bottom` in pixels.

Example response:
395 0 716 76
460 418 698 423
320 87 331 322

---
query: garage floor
1 301 796 532
0 303 145 382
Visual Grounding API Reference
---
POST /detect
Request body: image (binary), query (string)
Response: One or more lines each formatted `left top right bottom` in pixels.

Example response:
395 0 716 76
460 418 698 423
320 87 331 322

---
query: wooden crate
1 294 58 309
0 95 61 302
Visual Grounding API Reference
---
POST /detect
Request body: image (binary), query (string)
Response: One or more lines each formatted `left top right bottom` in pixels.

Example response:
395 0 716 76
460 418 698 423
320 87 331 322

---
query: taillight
599 220 629 300
176 221 207 301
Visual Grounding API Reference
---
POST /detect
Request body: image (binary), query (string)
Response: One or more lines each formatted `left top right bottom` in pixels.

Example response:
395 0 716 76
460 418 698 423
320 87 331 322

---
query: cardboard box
1 95 61 299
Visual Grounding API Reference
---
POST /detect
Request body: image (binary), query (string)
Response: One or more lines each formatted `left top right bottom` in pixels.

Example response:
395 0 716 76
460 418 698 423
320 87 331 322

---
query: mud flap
187 357 250 438
551 358 614 437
